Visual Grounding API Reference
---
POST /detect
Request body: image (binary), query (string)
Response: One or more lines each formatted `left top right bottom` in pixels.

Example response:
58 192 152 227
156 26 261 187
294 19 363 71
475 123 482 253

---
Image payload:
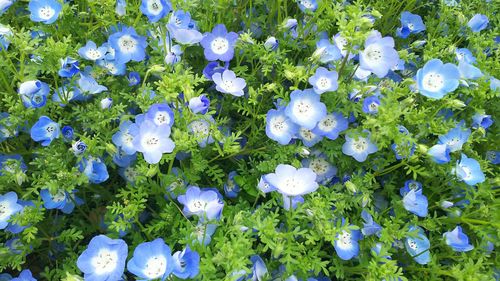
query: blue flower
396 11 426 38
188 116 215 148
285 89 327 129
188 95 210 114
108 26 148 65
127 238 174 280
78 41 107 61
312 112 348 140
167 10 203 45
402 188 428 217
454 154 485 186
361 210 382 237
313 39 341 63
18 80 50 108
257 176 276 193
200 24 239 62
97 59 127 76
427 143 451 164
61 125 74 141
164 43 183 65
472 113 493 130
115 0 126 16
133 119 175 164
416 59 460 99
334 223 362 260
177 186 224 221
28 0 62 24
172 246 200 279
58 57 80 78
112 120 139 155
140 0 171 22
438 122 470 152
455 48 476 64
0 113 18 142
203 61 227 80
486 150 500 165
249 255 268 280
79 157 109 184
212 69 247 97
11 270 36 281
112 149 136 167
5 199 35 234
297 0 317 12
490 77 500 91
0 192 23 229
192 223 217 245
342 133 378 162
301 153 337 183
77 70 108 96
308 67 339 94
265 108 298 145
443 226 474 252
264 164 319 197
297 127 323 147
405 226 431 265
40 189 82 214
467 14 488 32
264 36 279 51
30 116 60 146
391 125 416 160
400 180 422 196
145 103 175 128
359 31 400 78
71 140 87 155
458 61 483 80
0 1 14 15
224 171 240 198
127 71 141 86
77 235 128 281
362 95 380 114
0 25 12 50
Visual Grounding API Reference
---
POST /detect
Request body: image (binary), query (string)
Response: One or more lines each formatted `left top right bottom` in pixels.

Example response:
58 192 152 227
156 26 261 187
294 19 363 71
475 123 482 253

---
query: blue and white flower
28 0 62 24
167 10 203 45
285 89 327 129
313 39 341 63
265 108 298 145
362 95 380 114
359 31 399 78
133 119 175 164
0 192 23 229
342 133 378 162
396 11 426 38
264 164 319 197
454 154 485 186
402 188 428 217
200 24 239 62
308 67 339 94
467 14 488 32
301 153 337 183
172 246 200 279
145 103 175 128
79 157 109 184
177 186 224 221
312 112 348 140
405 226 431 265
77 235 128 281
334 223 362 260
108 26 148 65
188 95 210 114
140 0 171 22
443 226 474 252
361 210 382 237
78 41 107 61
127 238 174 280
188 116 215 148
212 69 246 97
18 80 50 108
416 59 460 99
30 116 60 146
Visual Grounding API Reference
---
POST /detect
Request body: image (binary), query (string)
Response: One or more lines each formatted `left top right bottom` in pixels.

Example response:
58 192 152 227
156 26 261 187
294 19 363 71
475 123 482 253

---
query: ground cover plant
0 0 499 280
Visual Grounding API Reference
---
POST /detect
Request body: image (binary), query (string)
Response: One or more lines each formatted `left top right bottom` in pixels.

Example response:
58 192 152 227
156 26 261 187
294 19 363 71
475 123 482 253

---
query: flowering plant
0 0 498 280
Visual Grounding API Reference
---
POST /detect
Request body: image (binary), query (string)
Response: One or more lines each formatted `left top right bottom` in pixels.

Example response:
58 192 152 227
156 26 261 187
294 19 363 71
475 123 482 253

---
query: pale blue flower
264 164 319 197
443 226 474 252
416 59 460 99
212 69 246 97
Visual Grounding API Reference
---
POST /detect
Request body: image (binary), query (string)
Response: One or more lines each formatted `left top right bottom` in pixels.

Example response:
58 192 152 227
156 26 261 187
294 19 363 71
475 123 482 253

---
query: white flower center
299 128 315 141
52 190 66 203
45 125 56 135
122 133 134 146
86 49 102 60
147 0 163 15
0 202 11 219
190 200 205 212
38 6 55 20
118 35 137 53
124 167 138 181
91 249 118 275
190 121 210 136
407 23 415 31
154 111 170 126
283 177 303 193
368 102 379 112
407 239 418 251
318 116 337 131
141 134 161 150
292 100 314 119
269 115 288 135
143 255 167 279
309 158 329 175
338 231 352 248
422 72 444 92
352 138 368 152
210 37 229 55
316 77 331 90
365 45 383 62
459 165 472 180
